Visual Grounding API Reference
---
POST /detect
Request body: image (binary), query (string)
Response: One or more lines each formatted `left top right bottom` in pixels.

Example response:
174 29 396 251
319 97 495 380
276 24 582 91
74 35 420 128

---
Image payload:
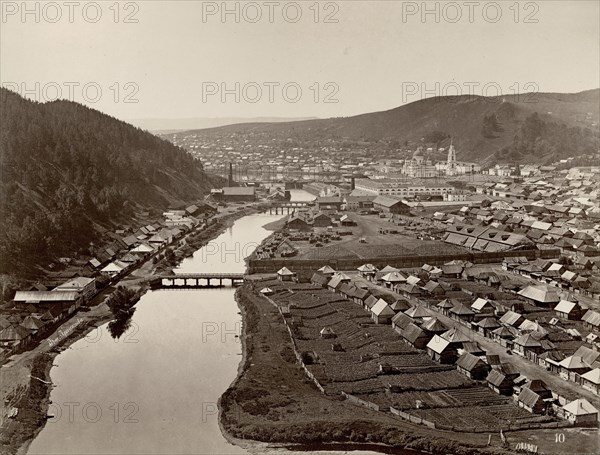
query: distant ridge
128 116 318 133
173 89 599 164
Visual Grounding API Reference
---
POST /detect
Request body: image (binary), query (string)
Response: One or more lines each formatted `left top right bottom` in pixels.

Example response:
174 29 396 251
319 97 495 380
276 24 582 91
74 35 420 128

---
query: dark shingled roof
487 369 509 387
518 387 542 409
456 352 485 372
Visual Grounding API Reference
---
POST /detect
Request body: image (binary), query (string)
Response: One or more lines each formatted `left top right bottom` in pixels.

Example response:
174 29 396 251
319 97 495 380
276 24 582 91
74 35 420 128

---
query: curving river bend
27 190 392 455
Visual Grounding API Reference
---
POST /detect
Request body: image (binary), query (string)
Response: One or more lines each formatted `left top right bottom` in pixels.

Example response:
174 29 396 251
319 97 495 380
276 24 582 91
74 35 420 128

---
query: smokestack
351 176 355 190
228 163 233 187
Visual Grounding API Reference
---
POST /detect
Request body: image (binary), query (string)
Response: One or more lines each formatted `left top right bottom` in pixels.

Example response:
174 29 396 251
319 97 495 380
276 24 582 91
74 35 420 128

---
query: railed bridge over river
150 273 246 289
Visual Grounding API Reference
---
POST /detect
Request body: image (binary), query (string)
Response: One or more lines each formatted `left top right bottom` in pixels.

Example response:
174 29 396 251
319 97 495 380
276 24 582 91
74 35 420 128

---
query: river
27 190 389 455
27 213 280 455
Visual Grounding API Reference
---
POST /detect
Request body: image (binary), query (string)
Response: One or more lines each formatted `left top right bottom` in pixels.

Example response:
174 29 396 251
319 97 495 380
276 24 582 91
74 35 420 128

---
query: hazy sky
1 0 599 121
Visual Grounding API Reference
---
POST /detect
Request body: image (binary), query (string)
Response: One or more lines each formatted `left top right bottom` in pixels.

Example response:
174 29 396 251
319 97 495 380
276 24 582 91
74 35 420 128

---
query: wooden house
486 369 514 395
426 335 458 364
456 352 490 380
371 299 395 324
582 310 600 331
400 323 431 349
581 368 600 395
277 267 297 282
554 300 583 320
517 387 546 414
560 399 598 426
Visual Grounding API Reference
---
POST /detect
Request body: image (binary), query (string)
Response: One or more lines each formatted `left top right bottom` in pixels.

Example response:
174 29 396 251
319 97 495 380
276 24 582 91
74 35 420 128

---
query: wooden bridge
268 201 311 215
151 273 246 289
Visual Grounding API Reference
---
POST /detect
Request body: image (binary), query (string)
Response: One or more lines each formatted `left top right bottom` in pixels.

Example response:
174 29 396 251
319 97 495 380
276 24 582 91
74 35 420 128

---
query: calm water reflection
28 214 280 455
28 210 387 455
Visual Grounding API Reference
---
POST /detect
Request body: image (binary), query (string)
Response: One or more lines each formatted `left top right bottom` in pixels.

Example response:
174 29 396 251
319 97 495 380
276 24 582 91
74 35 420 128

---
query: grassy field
293 212 467 260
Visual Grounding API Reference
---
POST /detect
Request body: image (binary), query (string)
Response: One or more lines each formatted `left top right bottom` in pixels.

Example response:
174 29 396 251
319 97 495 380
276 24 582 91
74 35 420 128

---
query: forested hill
0 88 216 276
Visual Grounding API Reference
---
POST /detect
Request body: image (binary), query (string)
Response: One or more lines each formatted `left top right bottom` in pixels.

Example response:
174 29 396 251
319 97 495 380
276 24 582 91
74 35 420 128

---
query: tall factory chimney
228 163 234 187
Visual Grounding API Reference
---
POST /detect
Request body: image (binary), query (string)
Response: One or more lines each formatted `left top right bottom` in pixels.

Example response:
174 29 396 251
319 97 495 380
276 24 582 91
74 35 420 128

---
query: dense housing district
228 162 600 451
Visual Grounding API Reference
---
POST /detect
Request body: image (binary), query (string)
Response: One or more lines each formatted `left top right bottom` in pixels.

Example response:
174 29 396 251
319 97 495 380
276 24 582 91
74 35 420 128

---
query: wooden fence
248 249 560 274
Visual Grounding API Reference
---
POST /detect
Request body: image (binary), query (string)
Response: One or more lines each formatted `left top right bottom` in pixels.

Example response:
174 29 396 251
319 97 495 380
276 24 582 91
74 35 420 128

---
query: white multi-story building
355 178 453 198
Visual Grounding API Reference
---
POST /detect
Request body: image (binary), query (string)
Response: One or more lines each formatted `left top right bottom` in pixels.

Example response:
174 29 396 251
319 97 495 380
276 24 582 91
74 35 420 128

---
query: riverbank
220 285 516 455
4 299 118 455
2 205 263 455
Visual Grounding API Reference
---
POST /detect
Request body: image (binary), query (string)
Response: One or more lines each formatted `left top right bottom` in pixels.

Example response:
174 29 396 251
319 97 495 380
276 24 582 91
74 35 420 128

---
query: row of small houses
309 267 599 426
0 276 97 358
0 213 207 360
97 226 189 278
349 262 600 395
502 256 600 301
87 203 213 276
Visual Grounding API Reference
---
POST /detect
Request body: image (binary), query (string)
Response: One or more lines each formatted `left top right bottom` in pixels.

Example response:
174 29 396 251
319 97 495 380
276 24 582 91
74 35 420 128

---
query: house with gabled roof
352 287 371 306
487 369 514 395
558 355 591 380
471 297 494 314
399 323 431 349
513 333 545 360
371 299 395 324
554 300 583 320
500 311 525 327
517 387 547 414
426 335 458 364
560 399 598 426
327 272 350 291
582 310 600 331
456 352 490 380
364 294 379 311
311 272 330 288
581 368 600 395
391 312 413 333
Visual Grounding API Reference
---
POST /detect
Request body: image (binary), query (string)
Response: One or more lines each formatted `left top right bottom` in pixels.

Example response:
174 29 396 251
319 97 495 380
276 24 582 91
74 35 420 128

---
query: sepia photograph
1 1 599 454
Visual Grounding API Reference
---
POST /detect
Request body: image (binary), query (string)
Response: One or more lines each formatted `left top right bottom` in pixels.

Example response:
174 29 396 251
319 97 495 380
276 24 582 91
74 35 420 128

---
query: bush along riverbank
219 285 516 455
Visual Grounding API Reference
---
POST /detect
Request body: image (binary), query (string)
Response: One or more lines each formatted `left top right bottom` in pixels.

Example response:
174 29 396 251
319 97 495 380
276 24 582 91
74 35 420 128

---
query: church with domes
401 147 438 178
